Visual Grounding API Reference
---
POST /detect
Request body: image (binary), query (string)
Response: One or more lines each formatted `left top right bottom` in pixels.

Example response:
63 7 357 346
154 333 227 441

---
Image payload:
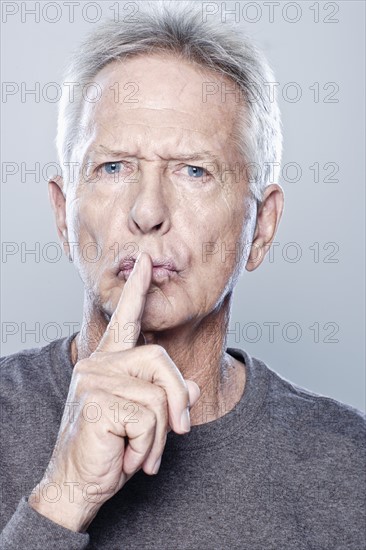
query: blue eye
187 165 206 178
103 162 122 174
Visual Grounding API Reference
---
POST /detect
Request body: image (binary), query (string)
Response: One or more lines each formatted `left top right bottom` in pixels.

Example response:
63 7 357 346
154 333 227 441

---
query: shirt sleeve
0 496 90 549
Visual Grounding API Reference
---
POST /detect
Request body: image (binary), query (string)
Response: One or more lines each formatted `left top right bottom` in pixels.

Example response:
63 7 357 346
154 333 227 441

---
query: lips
118 256 178 272
117 254 179 283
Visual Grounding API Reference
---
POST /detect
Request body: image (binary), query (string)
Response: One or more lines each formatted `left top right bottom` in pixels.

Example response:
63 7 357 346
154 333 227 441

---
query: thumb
166 381 201 434
186 380 201 408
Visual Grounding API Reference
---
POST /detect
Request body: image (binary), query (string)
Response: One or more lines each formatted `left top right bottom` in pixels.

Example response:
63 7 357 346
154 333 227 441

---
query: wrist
28 482 100 533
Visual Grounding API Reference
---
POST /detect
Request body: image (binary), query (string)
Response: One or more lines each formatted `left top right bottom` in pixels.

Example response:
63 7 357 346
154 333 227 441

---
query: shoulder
0 336 74 403
241 350 366 460
0 343 52 385
238 348 365 431
253 358 366 491
266 365 365 437
260 365 366 547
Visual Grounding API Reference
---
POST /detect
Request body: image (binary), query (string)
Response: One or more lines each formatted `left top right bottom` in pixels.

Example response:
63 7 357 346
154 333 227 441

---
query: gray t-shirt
1 333 365 549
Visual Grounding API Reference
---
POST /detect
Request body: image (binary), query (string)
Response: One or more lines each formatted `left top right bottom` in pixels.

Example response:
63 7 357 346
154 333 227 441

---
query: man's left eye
102 162 122 174
186 165 207 178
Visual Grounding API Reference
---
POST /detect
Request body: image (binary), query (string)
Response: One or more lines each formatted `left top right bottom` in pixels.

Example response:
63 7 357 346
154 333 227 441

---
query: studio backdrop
1 0 365 412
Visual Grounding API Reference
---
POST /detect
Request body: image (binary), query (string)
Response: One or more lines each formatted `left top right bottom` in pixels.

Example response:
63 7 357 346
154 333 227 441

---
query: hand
29 251 201 532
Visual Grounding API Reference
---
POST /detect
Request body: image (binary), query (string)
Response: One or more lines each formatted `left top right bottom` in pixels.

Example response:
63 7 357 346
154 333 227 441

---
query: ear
48 175 71 260
245 184 284 272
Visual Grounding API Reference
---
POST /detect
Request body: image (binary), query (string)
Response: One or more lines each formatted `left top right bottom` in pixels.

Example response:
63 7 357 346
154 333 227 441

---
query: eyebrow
89 145 223 171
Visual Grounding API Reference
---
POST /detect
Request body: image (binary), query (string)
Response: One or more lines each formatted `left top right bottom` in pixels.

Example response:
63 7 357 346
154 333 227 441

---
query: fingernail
180 407 191 433
152 457 161 475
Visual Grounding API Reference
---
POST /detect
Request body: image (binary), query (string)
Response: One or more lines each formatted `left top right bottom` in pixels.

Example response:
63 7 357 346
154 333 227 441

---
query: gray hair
56 0 282 204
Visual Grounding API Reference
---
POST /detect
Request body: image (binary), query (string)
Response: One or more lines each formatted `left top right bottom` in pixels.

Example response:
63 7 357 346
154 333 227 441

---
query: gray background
1 1 365 412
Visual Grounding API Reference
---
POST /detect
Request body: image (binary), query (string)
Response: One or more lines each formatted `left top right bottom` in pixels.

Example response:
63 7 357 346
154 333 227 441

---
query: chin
140 304 184 334
141 293 187 332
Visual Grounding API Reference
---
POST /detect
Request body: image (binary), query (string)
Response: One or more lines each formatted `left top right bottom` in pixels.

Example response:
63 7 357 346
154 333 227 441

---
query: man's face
62 54 256 331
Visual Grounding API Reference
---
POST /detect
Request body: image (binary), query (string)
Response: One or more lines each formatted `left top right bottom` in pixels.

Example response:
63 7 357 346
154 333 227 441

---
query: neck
71 290 246 426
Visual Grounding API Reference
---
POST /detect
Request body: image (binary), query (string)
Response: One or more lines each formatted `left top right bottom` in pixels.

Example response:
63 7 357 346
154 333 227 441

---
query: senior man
1 2 365 549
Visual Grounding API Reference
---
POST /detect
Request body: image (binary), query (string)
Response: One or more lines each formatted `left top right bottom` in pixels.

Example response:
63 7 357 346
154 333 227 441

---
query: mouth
117 256 179 283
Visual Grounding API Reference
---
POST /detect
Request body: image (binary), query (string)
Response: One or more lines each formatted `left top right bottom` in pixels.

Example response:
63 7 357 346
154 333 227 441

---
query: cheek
66 197 109 273
205 213 240 259
74 198 106 242
191 230 237 293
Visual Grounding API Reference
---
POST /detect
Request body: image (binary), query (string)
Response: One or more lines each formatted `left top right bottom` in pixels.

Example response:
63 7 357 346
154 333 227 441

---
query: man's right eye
102 162 123 174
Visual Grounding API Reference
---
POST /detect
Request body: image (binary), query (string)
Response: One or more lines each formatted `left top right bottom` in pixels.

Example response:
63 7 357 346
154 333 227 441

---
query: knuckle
73 369 96 395
146 344 167 360
73 358 89 375
150 387 168 408
84 389 105 406
89 350 107 364
140 406 157 427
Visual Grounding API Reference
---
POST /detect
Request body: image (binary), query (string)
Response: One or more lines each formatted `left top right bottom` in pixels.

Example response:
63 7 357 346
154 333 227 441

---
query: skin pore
49 53 284 426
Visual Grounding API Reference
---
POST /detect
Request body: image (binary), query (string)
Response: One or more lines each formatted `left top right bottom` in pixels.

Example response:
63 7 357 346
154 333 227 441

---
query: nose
128 168 171 235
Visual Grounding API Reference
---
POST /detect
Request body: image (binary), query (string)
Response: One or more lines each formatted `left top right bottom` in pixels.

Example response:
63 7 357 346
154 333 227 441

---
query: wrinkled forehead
77 53 243 148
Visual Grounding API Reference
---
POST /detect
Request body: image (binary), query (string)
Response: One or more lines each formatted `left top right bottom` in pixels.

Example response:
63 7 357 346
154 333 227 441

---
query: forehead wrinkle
91 120 215 139
92 144 222 164
101 105 195 115
79 118 236 175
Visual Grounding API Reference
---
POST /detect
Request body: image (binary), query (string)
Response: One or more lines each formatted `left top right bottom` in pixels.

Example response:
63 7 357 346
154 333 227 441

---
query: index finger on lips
94 251 152 353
